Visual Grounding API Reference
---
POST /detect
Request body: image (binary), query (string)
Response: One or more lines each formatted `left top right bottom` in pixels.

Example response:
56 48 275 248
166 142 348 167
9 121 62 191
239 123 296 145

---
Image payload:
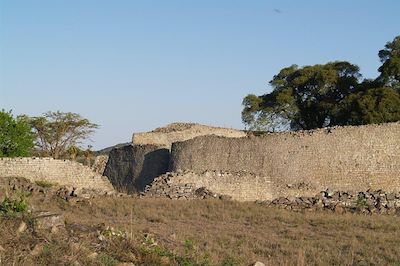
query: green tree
377 35 400 90
338 87 400 125
242 61 361 130
0 110 34 157
28 111 98 159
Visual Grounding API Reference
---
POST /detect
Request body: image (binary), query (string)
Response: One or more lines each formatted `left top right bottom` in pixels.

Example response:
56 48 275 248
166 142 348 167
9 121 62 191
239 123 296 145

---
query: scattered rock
71 261 82 266
30 243 44 256
251 262 266 266
34 211 65 230
69 242 81 253
160 256 171 265
143 172 231 200
260 189 400 216
334 205 345 214
51 225 60 234
0 245 5 252
17 221 27 234
87 252 98 259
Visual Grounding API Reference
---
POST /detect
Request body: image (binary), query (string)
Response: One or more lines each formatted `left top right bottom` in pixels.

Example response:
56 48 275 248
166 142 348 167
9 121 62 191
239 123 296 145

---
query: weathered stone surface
259 189 400 216
17 221 27 234
132 122 246 149
144 172 231 200
169 122 400 201
92 155 109 175
0 157 114 194
104 144 169 193
30 243 44 256
145 170 271 201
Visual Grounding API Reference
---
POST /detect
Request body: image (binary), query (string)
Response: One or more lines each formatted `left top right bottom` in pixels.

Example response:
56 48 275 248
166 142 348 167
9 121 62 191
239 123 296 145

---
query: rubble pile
260 189 400 215
144 172 231 200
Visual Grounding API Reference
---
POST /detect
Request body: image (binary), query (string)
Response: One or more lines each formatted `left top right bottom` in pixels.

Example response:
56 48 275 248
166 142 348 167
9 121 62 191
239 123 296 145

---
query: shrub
0 196 29 215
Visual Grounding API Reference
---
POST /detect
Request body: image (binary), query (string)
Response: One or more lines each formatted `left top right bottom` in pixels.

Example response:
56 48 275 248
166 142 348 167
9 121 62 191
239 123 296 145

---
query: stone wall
145 171 271 201
103 144 169 193
169 123 400 201
0 157 114 193
92 155 109 174
103 123 245 193
132 122 246 149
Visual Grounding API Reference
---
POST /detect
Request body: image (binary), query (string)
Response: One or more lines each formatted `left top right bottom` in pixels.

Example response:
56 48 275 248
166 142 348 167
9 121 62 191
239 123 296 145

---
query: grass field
1 192 400 265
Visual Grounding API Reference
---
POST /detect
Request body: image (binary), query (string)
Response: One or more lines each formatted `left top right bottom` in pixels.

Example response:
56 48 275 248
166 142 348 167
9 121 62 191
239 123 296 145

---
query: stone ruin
0 157 114 196
103 122 400 202
1 121 399 205
103 123 246 193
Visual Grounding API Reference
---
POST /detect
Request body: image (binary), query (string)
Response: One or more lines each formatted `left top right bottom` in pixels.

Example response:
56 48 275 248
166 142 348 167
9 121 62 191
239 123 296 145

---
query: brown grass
1 192 400 265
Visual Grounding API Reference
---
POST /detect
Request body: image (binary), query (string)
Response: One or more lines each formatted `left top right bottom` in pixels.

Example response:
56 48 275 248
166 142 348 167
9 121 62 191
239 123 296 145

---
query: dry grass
1 192 400 265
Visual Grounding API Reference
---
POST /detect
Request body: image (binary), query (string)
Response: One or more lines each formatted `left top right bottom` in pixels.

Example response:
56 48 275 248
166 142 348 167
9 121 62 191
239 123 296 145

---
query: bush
0 196 29 215
0 110 34 157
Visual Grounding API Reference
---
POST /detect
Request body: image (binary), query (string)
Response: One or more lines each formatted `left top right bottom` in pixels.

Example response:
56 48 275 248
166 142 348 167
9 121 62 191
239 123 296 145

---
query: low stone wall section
0 157 114 193
144 171 270 201
169 123 400 200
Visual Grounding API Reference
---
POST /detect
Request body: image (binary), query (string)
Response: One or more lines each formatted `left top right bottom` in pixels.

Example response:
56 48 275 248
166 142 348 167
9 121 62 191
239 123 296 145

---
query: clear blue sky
1 1 399 149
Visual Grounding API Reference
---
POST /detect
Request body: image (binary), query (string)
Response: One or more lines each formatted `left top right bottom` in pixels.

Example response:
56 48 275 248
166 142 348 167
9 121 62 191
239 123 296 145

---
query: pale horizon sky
1 1 399 149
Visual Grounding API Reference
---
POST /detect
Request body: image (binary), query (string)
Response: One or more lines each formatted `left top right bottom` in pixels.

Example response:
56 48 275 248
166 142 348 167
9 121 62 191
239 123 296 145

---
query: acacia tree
28 111 98 159
0 110 34 157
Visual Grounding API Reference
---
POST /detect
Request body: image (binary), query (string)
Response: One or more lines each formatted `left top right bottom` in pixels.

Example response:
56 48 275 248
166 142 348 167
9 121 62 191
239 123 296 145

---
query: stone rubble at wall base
144 172 232 200
144 171 400 216
259 188 400 215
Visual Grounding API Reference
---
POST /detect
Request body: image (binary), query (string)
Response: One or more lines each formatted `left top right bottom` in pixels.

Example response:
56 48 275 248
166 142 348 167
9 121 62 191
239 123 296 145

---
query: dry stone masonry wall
104 123 246 192
260 189 400 216
144 172 231 200
103 144 169 193
0 157 114 193
169 123 400 201
92 155 109 175
145 171 272 201
132 122 246 149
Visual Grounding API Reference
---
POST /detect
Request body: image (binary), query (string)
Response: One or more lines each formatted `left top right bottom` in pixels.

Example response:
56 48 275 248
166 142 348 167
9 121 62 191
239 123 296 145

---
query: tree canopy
242 35 400 131
0 110 34 157
27 111 98 159
378 36 400 89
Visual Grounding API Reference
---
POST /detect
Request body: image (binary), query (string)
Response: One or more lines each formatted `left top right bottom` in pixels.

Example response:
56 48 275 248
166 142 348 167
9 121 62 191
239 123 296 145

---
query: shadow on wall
134 149 170 191
103 144 169 193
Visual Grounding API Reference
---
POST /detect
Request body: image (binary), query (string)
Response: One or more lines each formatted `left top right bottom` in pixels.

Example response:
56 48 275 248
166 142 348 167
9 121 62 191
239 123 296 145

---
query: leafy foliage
0 110 34 157
0 196 28 215
242 36 400 130
338 87 400 125
27 111 98 159
378 36 400 89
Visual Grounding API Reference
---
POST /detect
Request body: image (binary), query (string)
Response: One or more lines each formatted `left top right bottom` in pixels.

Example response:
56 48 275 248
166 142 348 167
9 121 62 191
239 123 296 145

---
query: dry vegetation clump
1 180 400 265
